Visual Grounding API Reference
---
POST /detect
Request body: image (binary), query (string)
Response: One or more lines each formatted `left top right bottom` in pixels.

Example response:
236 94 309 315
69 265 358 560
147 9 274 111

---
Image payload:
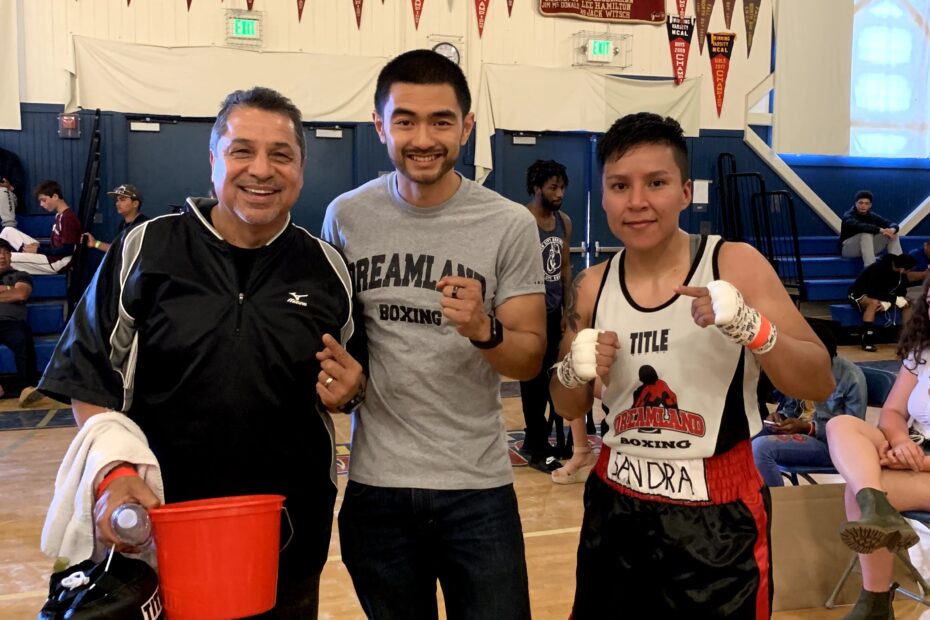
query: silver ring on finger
451 285 460 299
324 376 334 387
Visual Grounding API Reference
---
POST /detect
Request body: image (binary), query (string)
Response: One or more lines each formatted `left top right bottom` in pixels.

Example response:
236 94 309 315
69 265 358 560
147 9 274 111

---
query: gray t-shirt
322 172 545 489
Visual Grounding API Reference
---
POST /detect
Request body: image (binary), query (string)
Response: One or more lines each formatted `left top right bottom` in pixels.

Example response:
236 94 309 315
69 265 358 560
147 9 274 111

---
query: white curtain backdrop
475 64 701 182
772 0 853 155
0 1 21 130
73 36 386 123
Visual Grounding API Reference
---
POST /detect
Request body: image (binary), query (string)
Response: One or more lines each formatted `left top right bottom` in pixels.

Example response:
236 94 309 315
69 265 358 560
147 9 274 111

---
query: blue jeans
751 428 832 487
338 482 531 620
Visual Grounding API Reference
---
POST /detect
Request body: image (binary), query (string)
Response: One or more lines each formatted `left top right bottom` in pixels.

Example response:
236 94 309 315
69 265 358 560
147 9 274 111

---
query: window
850 0 930 157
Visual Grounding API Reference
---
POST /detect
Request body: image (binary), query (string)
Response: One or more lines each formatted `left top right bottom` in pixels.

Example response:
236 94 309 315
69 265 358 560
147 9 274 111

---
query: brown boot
840 488 918 553
840 585 896 619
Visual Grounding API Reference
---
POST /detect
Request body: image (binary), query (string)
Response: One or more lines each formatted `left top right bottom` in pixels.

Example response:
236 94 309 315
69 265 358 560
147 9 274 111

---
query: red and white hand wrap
707 280 777 355
554 328 600 389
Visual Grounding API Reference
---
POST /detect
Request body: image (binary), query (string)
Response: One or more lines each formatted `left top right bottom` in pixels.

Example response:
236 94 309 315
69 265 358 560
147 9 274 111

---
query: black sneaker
528 455 563 473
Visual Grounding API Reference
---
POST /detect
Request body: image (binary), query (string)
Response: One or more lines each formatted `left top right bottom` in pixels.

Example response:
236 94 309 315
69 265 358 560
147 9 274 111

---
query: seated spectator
85 184 148 254
906 240 930 303
0 145 26 215
0 180 81 275
826 277 930 619
752 325 866 487
0 238 41 406
848 253 916 351
840 190 903 266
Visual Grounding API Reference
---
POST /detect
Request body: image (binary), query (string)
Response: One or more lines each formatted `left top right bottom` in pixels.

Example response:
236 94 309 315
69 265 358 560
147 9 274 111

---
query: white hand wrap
880 300 892 312
895 296 908 309
554 328 600 389
706 280 777 355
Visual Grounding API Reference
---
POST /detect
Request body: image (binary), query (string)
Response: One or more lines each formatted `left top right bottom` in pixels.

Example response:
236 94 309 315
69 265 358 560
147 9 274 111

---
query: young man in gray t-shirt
322 50 545 619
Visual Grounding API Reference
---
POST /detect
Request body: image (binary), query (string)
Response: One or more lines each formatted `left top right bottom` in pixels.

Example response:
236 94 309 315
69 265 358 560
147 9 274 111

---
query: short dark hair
526 160 569 196
855 190 873 202
0 238 13 253
810 323 838 359
597 112 689 180
374 50 471 116
891 253 917 270
210 87 306 162
33 180 63 199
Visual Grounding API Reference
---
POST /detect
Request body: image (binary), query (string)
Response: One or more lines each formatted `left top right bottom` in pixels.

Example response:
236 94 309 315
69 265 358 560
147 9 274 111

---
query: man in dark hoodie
848 253 916 351
840 189 902 266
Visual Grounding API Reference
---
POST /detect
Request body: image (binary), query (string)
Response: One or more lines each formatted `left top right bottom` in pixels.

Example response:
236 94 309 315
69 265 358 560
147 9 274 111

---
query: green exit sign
232 18 259 39
586 39 613 63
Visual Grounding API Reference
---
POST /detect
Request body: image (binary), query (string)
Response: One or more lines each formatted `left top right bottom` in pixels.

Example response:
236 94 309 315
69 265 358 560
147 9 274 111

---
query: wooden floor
2 343 929 619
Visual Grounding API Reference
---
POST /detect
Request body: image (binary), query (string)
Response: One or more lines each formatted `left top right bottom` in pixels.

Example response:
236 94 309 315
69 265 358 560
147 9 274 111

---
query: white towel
41 411 164 565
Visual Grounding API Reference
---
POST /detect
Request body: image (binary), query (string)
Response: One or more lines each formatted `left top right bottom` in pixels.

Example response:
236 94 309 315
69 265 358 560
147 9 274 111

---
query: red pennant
354 0 364 27
187 0 192 10
676 0 686 20
694 0 714 54
474 0 489 37
127 0 131 6
707 32 736 117
507 0 513 16
722 0 735 28
297 0 306 21
247 0 254 9
743 0 761 57
666 16 695 86
411 0 424 29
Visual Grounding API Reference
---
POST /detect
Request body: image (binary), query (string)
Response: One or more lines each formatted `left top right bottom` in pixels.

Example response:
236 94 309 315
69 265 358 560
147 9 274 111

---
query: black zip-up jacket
848 255 908 303
839 205 899 245
40 198 366 570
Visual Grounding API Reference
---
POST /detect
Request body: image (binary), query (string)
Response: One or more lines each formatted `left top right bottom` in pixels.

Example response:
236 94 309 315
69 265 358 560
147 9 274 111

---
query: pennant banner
666 16 695 85
354 0 364 27
247 0 254 9
676 0 686 20
722 0 735 28
475 0 489 36
538 0 666 23
297 0 306 22
743 0 761 57
187 0 192 11
707 32 736 117
507 0 513 16
448 0 454 10
694 0 714 54
412 0 424 28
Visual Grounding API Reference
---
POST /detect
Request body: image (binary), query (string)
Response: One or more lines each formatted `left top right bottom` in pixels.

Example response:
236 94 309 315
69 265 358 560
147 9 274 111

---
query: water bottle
110 503 152 546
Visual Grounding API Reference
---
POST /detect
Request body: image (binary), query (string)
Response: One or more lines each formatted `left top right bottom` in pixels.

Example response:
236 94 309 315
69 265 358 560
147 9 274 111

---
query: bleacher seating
0 214 69 375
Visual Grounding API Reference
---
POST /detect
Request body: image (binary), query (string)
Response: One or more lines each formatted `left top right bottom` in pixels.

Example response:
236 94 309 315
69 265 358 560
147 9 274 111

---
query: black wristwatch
338 384 366 414
470 313 504 349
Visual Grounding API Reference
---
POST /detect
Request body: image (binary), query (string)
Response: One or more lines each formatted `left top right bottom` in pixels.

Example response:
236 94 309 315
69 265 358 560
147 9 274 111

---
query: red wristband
96 465 138 501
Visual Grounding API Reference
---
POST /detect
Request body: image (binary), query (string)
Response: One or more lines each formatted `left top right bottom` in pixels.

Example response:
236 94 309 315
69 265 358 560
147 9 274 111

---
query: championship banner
744 0 761 57
412 0 424 29
475 0 489 36
297 0 306 22
507 0 514 16
676 0 687 20
354 0 364 27
538 0 666 24
722 0 734 28
695 0 714 54
666 16 694 85
707 32 736 117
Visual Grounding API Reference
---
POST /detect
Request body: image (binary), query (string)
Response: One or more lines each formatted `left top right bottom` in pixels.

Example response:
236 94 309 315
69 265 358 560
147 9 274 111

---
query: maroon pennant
475 0 489 37
127 0 131 6
694 0 714 54
507 0 513 16
722 0 735 28
666 16 695 85
676 0 686 20
707 32 736 117
297 0 306 21
743 0 761 57
354 0 364 27
411 0 424 29
187 0 192 10
247 0 254 9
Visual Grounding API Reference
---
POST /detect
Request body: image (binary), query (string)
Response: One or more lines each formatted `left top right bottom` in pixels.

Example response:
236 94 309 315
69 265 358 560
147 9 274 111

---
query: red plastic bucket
148 494 285 620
